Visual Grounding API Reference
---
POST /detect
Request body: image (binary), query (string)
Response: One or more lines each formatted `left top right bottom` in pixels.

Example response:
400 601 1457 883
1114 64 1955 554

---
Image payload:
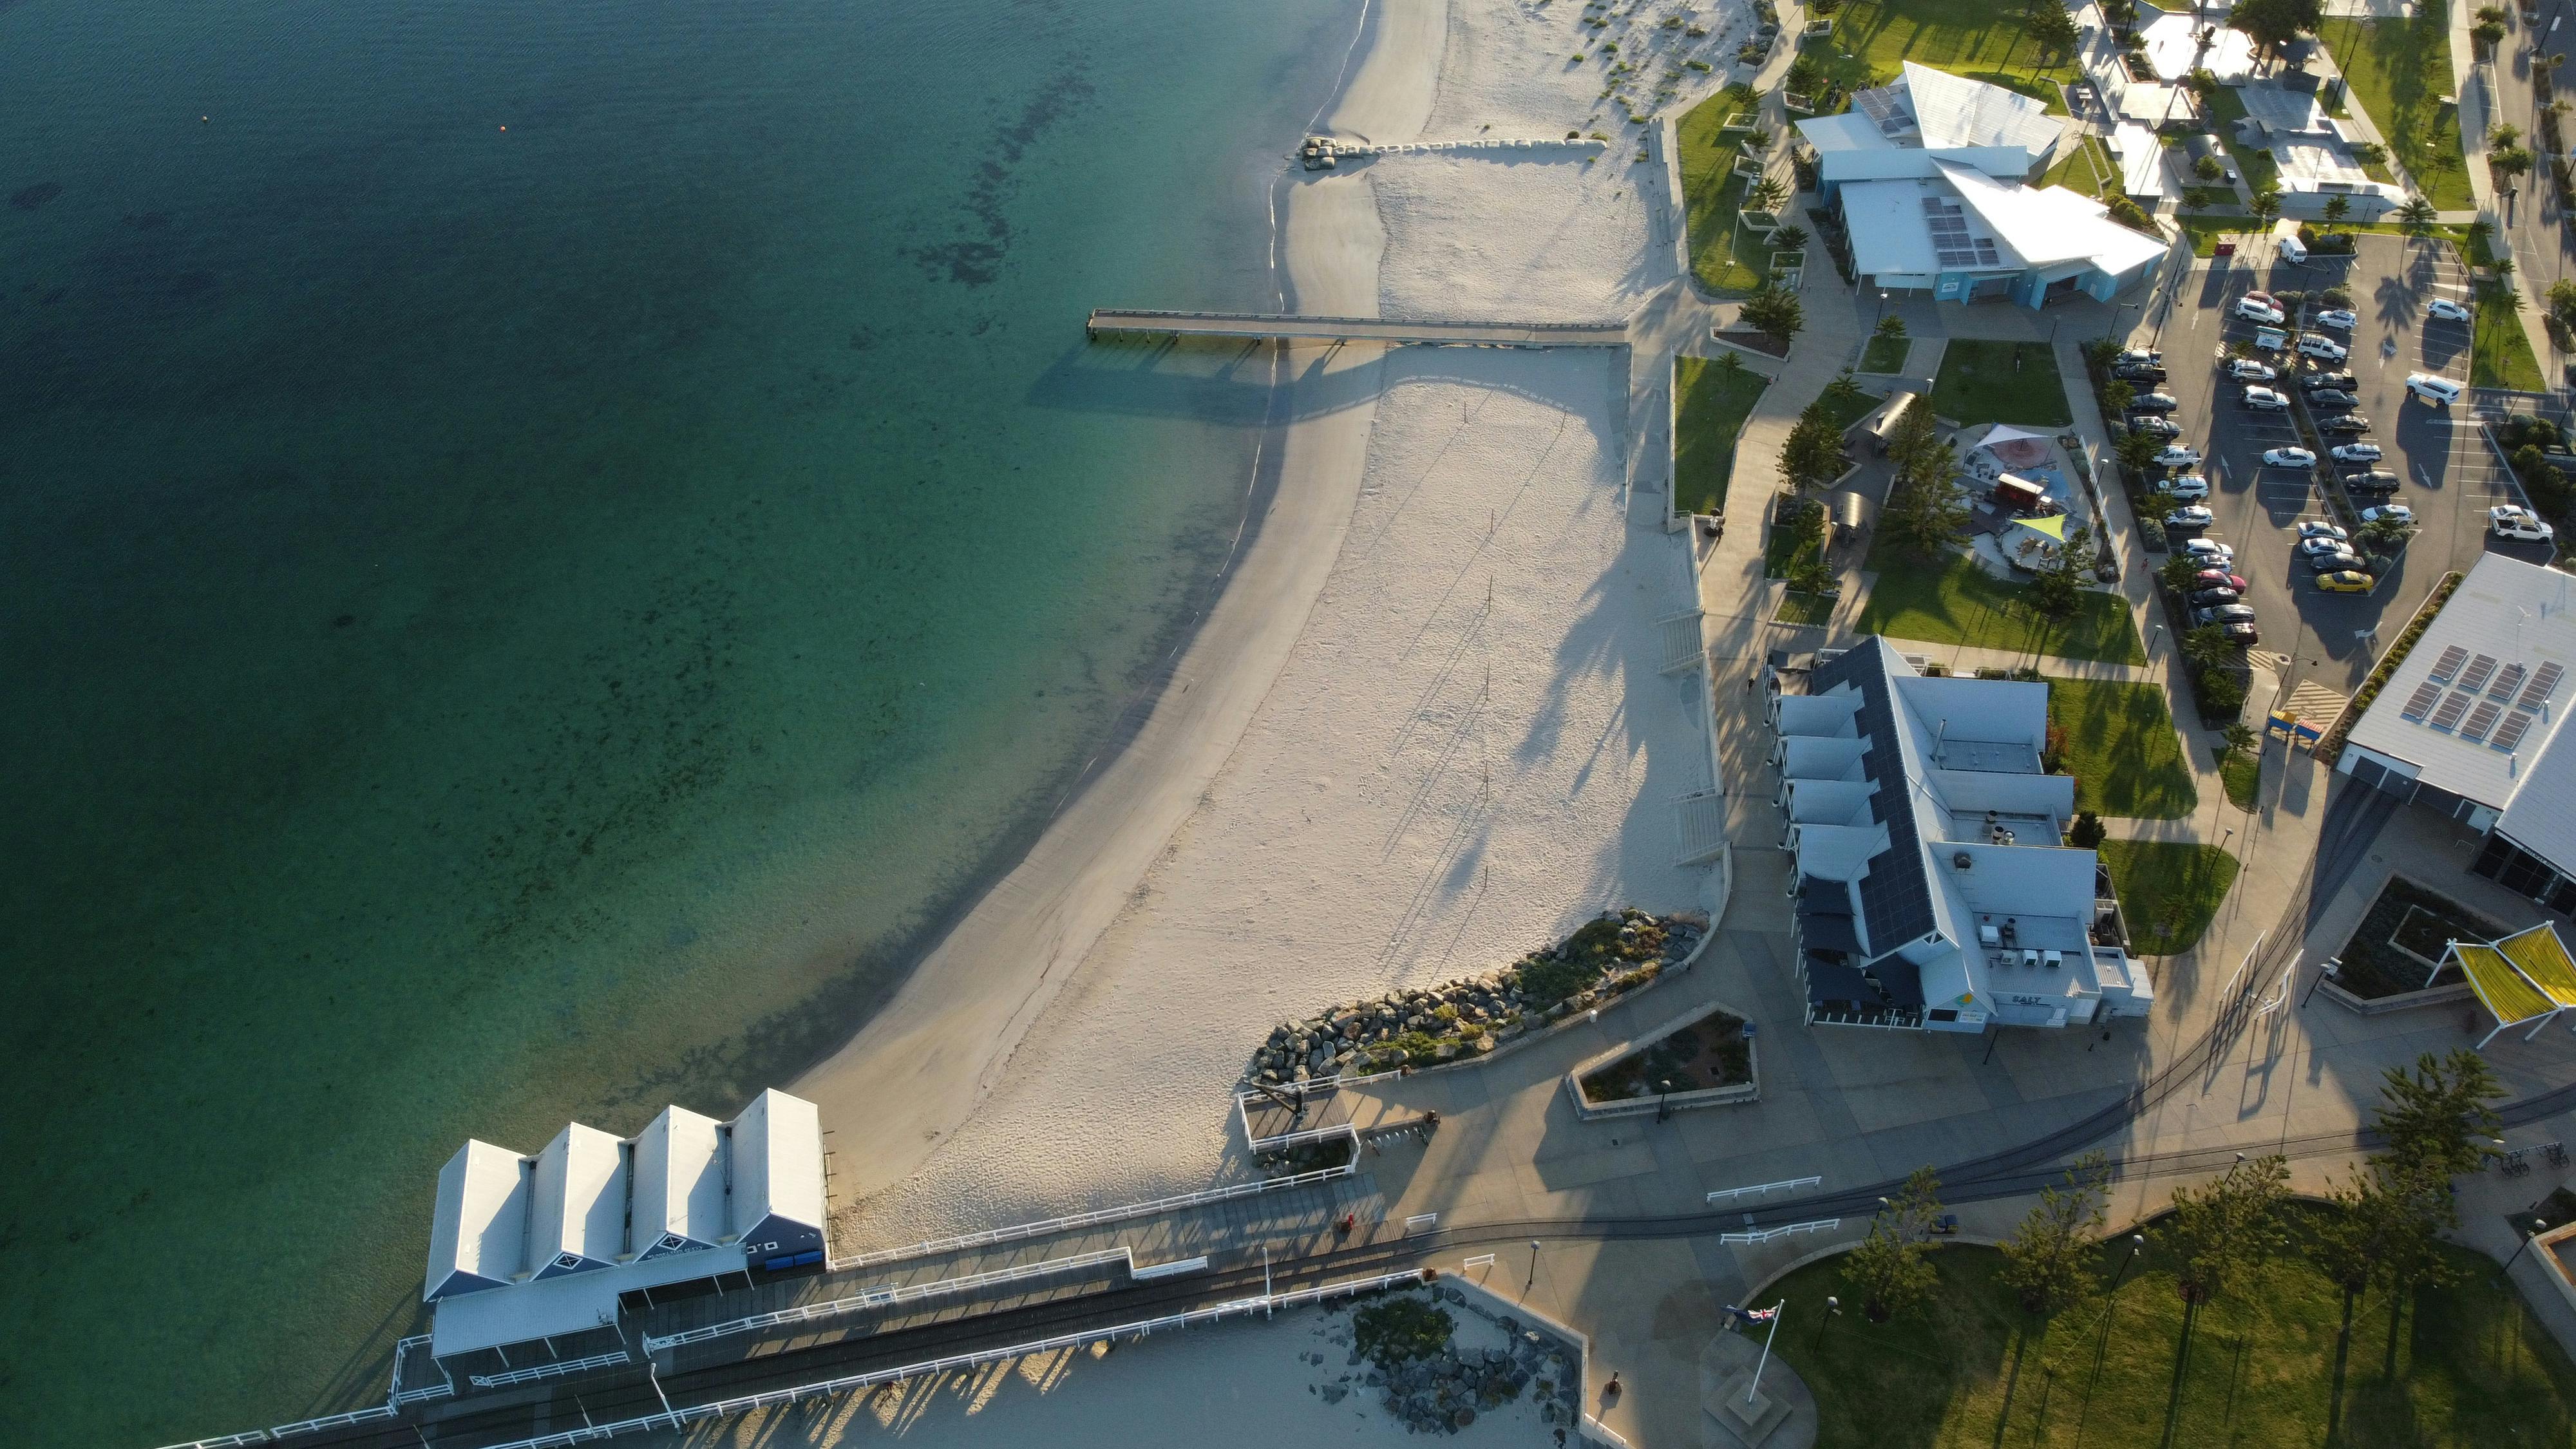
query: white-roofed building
527 1122 627 1279
727 1088 828 1262
423 1140 531 1302
2108 122 2168 202
629 1104 728 1258
1772 639 2152 1032
2337 556 2576 915
1797 68 2163 308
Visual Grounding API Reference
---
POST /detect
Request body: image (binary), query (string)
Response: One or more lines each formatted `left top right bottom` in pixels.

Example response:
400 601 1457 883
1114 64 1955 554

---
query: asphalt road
2484 0 2576 358
2143 235 2543 693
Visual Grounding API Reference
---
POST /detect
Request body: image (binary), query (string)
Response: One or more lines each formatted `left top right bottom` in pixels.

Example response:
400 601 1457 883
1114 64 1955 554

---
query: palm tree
2249 187 2282 228
1824 368 1868 407
1748 175 1789 212
2397 196 2438 234
2322 194 2351 234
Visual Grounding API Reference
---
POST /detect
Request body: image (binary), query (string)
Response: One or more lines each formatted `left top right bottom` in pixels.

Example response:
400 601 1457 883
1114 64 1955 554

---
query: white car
2158 475 2210 501
2243 386 2289 410
2331 442 2383 462
2298 535 2357 556
2183 538 2237 564
2262 446 2317 467
2427 298 2474 322
2407 372 2463 404
2296 520 2349 542
2224 358 2276 381
2297 335 2350 361
2165 506 2216 528
2314 308 2358 330
2154 444 2204 468
2235 297 2287 325
2361 504 2416 526
2494 504 2558 541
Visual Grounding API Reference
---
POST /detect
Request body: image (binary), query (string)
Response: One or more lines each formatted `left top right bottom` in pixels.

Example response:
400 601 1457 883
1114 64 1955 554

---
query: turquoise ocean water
0 0 1358 1440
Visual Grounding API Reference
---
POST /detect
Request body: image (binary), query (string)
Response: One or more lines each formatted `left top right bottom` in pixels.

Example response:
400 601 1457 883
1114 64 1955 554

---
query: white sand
802 0 1718 1259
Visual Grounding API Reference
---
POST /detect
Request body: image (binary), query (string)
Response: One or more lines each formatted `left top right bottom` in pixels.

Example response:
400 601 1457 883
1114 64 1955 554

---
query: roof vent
1952 851 1973 869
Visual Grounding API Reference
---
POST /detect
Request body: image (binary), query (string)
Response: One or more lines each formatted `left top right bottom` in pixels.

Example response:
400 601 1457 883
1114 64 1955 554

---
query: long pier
1085 309 1629 348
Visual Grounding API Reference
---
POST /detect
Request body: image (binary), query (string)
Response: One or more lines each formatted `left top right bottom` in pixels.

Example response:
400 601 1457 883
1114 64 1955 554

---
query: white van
2278 232 2308 264
2406 372 2463 404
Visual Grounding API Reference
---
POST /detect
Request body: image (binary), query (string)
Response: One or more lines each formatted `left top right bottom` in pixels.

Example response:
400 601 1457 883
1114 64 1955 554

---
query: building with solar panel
1795 64 2166 308
2338 554 2576 914
1770 638 2153 1033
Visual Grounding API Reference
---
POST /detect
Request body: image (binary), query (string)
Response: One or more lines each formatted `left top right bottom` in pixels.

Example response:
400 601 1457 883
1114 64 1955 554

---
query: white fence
835 1164 1354 1270
1706 1175 1822 1205
1719 1217 1841 1245
470 1349 634 1391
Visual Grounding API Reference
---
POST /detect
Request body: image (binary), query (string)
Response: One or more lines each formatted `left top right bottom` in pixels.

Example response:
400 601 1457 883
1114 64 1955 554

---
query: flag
1727 1303 1777 1326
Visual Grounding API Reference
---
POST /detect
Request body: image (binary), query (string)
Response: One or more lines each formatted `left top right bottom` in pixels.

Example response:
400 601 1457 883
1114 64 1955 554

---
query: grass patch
1855 540 2145 665
1828 0 2074 112
2202 86 2282 197
1861 335 1911 374
1673 355 1770 515
2220 751 2259 811
1769 1217 2576 1449
2038 134 2117 198
2176 213 2260 258
2471 281 2545 392
2099 840 2238 954
1776 591 1837 626
2047 677 2197 820
1767 519 1825 578
1929 341 2072 427
1676 95 1776 296
1819 386 1882 435
2319 7 2474 212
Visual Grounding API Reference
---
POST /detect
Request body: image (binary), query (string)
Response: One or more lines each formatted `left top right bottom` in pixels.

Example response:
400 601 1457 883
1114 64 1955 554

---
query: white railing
1705 1175 1822 1204
1233 1067 1405 1146
1252 1123 1361 1156
470 1270 1435 1449
387 1333 454 1406
157 1435 274 1449
1719 1217 1841 1245
833 1164 1354 1269
647 1247 1135 1351
469 1349 634 1390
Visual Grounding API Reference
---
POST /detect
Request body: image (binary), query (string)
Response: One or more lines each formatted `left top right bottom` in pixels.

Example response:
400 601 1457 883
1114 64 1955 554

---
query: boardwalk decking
1086 310 1630 347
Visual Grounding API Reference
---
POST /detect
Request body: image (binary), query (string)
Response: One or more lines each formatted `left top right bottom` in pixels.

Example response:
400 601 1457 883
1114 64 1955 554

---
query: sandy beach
799 0 1707 1272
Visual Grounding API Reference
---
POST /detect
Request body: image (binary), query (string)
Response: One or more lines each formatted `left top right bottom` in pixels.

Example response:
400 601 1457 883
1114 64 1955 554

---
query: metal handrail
469 1349 634 1390
1706 1175 1822 1204
1719 1217 1841 1245
834 1164 1354 1269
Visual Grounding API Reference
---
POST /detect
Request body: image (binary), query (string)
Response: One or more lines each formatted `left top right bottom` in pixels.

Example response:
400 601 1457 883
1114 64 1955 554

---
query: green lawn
2176 213 2260 258
2038 134 2117 198
1674 355 1770 516
1768 1220 2576 1449
1861 335 1912 374
2047 677 2197 819
1929 341 2072 427
1768 519 1824 578
2202 86 2282 197
2319 7 2474 212
1818 386 1883 434
2220 750 2260 811
1855 539 2145 665
2472 281 2546 392
1676 95 1775 296
2100 839 2238 954
1777 591 1837 626
1827 0 2076 111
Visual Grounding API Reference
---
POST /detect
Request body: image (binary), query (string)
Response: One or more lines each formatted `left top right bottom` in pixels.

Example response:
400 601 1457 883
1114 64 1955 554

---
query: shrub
2069 811 2107 848
2196 667 2246 715
1354 1298 1454 1372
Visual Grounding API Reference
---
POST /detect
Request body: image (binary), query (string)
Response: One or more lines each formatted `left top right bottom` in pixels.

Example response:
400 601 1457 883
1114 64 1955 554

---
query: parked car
2116 348 2164 368
2316 570 2375 593
2183 538 2236 564
2318 414 2372 435
2296 521 2348 542
2314 308 2358 330
2195 603 2259 626
2128 392 2180 413
2298 335 2351 361
2298 535 2358 556
2427 298 2474 322
2155 444 2204 468
2307 389 2360 409
2331 442 2384 462
2360 504 2415 526
2224 358 2276 381
2306 549 2364 573
2263 446 2317 467
2243 386 2290 410
2302 371 2358 392
2128 415 2183 438
2116 363 2169 383
2218 621 2260 645
2165 505 2215 528
2244 290 2282 310
2157 475 2210 500
2235 296 2287 324
2195 569 2249 591
2342 469 2401 494
2191 587 2244 607
2493 504 2558 541
2407 372 2463 404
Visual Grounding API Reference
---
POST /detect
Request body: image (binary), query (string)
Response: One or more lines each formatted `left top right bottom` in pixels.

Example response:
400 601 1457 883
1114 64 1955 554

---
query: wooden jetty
1085 310 1630 348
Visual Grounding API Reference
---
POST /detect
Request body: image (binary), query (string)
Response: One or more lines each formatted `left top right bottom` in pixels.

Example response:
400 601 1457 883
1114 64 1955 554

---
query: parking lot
2135 234 2541 684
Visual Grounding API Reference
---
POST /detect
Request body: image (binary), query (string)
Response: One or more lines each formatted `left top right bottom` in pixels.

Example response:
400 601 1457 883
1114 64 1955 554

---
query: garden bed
1573 1003 1752 1108
2331 876 2505 999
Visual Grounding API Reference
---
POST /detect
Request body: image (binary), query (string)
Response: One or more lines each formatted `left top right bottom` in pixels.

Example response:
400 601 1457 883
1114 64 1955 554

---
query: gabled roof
1939 162 2165 275
1901 62 2063 155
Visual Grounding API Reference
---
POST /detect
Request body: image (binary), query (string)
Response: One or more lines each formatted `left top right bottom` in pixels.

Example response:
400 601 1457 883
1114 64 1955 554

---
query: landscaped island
1247 909 1705 1083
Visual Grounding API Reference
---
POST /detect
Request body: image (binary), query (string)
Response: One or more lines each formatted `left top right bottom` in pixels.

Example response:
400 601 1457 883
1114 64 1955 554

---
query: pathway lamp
2107 1233 2148 1296
1656 1079 1676 1122
2505 1218 2552 1276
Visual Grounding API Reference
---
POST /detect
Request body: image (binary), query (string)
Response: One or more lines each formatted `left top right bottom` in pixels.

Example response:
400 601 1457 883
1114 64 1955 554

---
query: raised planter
1562 1000 1759 1119
2315 975 2477 1016
1403 914 1720 1081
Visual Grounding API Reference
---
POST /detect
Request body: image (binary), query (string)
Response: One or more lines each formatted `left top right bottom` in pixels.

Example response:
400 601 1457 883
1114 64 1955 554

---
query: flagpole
1747 1299 1786 1404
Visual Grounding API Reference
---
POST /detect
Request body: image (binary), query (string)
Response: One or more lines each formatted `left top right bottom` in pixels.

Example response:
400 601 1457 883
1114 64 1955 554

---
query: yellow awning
2455 942 2557 1026
2496 923 2576 1008
2021 515 2067 541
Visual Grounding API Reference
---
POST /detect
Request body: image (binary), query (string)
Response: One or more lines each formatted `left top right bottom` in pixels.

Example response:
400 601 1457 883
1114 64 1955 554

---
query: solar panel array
2394 643 2566 753
2521 661 2564 712
2488 662 2528 703
1805 643 1936 958
2460 654 2499 694
2461 700 2504 743
2427 645 2468 683
2429 690 2473 732
2492 708 2537 753
1854 86 1914 136
2398 681 2441 721
1922 197 2001 269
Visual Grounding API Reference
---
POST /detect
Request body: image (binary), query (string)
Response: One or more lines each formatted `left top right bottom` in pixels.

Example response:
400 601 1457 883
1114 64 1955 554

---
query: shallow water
0 0 1355 1439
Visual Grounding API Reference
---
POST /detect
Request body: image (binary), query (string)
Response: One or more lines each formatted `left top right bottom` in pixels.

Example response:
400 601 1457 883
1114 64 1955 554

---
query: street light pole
2504 1218 2552 1276
2107 1233 2148 1297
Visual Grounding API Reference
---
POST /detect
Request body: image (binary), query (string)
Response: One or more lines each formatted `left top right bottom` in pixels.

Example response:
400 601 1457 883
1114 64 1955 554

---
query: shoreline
793 0 1435 1216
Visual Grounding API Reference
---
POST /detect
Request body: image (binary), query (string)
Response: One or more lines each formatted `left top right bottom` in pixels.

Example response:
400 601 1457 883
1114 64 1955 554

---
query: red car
2194 569 2249 592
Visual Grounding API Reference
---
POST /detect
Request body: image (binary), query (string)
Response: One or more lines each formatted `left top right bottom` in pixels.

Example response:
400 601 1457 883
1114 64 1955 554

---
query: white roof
1841 179 1949 277
1941 162 2167 275
529 1122 627 1271
1900 62 2063 156
2348 555 2576 829
731 1088 827 1235
630 1105 729 1251
425 1141 529 1300
430 1243 750 1358
2139 9 2257 82
1797 111 1888 155
2110 123 2168 198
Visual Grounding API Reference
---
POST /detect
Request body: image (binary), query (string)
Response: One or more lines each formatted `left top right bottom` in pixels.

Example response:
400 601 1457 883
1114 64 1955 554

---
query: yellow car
2316 570 2374 593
